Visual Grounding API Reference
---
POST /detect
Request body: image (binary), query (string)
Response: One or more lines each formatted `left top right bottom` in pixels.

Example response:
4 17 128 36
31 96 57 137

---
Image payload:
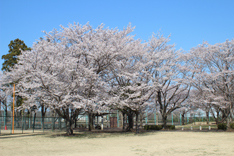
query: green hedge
144 125 175 130
217 123 227 130
165 125 175 130
144 125 162 130
230 123 234 129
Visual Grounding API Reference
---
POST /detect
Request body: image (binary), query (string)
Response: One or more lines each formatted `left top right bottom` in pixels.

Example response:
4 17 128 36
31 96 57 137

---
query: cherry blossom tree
145 33 193 128
189 39 234 126
2 22 146 134
109 61 153 132
186 90 212 124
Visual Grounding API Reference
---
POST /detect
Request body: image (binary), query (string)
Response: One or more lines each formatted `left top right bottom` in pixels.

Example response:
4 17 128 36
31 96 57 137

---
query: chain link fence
0 112 225 135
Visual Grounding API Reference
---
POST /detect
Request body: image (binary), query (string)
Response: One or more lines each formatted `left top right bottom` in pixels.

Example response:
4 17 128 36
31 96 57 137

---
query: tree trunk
64 108 73 135
230 111 233 122
226 116 230 128
33 112 36 132
216 111 220 124
66 118 73 135
122 112 126 130
182 113 185 125
75 118 77 128
140 112 143 128
0 100 1 117
5 106 7 125
41 105 44 130
211 109 219 124
127 113 133 131
135 112 139 134
52 110 55 130
55 108 78 135
27 110 30 129
206 111 209 124
88 113 94 131
230 104 233 122
162 114 167 129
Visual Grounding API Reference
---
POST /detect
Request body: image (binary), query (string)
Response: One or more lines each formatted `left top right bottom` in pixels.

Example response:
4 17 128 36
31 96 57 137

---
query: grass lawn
1 131 234 156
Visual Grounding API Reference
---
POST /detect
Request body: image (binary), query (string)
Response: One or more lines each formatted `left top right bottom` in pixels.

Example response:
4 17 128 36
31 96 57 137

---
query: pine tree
2 38 31 71
1 39 31 115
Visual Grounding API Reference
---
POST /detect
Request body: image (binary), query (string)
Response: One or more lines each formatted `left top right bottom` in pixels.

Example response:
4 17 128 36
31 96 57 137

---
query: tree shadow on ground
47 128 155 138
0 133 45 139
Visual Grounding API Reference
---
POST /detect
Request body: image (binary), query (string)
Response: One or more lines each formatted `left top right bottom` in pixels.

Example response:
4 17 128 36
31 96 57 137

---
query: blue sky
0 0 234 71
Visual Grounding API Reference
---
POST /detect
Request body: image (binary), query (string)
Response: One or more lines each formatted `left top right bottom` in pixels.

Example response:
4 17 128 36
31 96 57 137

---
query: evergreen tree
2 38 31 71
1 39 31 115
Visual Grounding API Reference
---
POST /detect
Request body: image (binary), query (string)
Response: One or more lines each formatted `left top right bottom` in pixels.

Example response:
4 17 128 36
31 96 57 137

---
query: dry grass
1 131 234 156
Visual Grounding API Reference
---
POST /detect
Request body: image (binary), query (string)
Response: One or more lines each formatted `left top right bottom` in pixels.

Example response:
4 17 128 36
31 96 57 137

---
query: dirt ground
0 131 234 156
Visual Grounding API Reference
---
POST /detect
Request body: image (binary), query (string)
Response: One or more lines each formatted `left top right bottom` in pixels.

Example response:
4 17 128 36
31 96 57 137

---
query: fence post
0 116 2 134
4 109 6 128
194 114 196 125
59 117 61 130
117 110 119 128
107 111 109 128
24 115 26 130
172 113 173 125
154 112 157 125
41 113 43 131
33 112 36 133
101 116 103 130
180 113 182 125
22 116 24 134
86 115 88 128
187 113 189 123
10 116 12 134
51 117 54 131
42 116 44 132
29 116 31 129
145 112 148 124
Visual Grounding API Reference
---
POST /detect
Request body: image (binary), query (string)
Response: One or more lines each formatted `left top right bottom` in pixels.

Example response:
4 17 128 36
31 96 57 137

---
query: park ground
0 130 234 156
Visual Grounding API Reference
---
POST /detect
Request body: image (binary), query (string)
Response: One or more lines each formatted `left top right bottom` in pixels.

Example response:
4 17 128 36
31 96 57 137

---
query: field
1 131 234 156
